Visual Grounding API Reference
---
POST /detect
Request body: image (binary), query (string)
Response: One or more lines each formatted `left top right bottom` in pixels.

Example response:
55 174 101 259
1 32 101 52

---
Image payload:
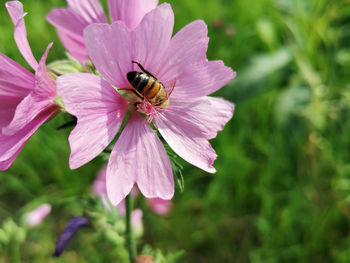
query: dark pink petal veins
157 20 209 83
57 73 127 169
0 106 57 171
167 96 235 139
154 101 222 173
171 60 236 100
108 0 158 29
84 3 174 88
2 43 56 136
6 0 38 70
107 112 174 206
0 52 34 128
84 21 133 88
131 3 174 76
46 0 107 62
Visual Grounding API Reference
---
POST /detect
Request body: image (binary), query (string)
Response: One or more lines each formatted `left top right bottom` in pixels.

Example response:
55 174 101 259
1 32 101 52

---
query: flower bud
136 255 155 263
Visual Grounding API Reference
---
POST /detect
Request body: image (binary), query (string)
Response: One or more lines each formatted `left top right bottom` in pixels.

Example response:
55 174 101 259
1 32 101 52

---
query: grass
1 0 350 262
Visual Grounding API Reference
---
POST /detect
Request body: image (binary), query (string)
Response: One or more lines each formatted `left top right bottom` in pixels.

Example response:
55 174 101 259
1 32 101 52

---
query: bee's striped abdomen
145 80 161 99
127 66 169 106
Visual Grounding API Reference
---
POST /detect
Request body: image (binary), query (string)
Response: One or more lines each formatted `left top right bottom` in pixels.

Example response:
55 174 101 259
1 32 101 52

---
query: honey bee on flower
126 61 174 107
57 3 235 205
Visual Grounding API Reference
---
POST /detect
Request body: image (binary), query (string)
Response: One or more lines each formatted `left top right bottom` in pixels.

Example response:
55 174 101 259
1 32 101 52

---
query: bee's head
127 71 137 84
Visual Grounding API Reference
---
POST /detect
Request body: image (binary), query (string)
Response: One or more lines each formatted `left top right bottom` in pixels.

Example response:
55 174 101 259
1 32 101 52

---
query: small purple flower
53 216 89 257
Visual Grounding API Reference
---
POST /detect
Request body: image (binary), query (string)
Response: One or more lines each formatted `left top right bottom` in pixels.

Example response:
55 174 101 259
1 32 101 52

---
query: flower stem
11 241 20 263
125 194 136 263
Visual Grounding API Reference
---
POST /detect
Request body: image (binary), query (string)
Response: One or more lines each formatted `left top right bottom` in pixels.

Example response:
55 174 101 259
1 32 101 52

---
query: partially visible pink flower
0 1 59 171
25 204 52 227
92 165 108 197
148 198 172 216
93 166 143 232
46 0 158 63
58 4 235 206
131 209 143 235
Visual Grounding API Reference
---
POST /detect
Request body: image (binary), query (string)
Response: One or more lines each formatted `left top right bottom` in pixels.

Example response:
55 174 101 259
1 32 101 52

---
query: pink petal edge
2 43 56 136
84 3 174 88
108 0 158 29
57 73 128 169
0 106 58 171
6 0 38 70
107 112 174 206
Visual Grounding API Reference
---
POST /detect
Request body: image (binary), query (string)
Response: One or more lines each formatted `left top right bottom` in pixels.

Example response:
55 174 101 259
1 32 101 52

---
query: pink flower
57 4 235 205
131 209 143 234
93 166 143 232
25 204 52 227
147 198 172 216
46 0 158 63
0 1 59 171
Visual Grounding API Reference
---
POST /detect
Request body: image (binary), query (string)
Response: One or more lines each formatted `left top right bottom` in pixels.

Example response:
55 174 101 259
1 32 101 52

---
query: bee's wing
165 79 176 97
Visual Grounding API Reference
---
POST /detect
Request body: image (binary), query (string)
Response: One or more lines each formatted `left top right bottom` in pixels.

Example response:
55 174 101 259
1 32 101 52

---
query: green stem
11 241 20 263
125 194 136 263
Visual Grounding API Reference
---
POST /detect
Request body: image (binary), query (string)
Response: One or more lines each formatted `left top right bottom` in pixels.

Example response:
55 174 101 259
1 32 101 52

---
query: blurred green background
1 0 350 262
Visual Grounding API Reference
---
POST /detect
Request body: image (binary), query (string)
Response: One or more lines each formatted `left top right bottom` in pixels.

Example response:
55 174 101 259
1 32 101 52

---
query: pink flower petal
6 1 38 70
57 30 88 63
26 204 51 227
154 101 222 173
2 43 56 136
46 0 107 62
157 20 209 83
107 112 174 206
0 52 33 98
147 197 172 215
66 0 107 23
57 73 127 169
0 99 21 128
169 96 234 140
0 106 57 171
131 3 174 76
0 52 34 128
171 60 235 100
84 21 133 88
84 3 174 88
108 0 158 29
47 0 107 37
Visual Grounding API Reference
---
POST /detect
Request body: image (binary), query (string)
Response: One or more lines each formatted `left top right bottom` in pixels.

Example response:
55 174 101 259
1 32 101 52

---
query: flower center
125 61 172 123
136 100 166 123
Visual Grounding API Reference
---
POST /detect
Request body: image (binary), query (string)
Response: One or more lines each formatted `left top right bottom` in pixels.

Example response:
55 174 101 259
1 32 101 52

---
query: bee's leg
167 79 176 97
155 97 169 106
119 88 144 100
131 61 157 79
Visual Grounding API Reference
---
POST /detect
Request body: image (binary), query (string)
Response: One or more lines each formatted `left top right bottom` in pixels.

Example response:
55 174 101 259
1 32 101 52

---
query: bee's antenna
131 61 157 79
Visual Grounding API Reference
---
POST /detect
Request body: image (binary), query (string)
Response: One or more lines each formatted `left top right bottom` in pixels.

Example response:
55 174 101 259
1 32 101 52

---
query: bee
126 61 174 107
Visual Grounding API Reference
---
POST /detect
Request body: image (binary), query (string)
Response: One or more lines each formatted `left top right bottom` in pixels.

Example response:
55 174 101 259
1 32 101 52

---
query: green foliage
1 0 350 262
141 245 185 263
164 144 185 192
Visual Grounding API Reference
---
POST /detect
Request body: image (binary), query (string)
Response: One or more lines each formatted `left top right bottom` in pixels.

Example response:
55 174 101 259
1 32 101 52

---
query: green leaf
164 144 185 192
